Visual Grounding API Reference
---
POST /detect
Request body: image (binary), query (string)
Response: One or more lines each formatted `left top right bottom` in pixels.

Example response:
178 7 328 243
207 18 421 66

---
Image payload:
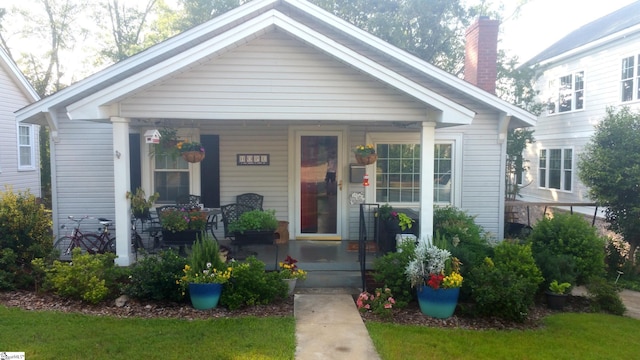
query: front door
295 132 342 240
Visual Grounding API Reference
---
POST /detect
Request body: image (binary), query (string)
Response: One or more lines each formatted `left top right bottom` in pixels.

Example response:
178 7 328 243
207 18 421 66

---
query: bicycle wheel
103 237 116 253
132 232 144 252
80 234 104 254
53 236 75 261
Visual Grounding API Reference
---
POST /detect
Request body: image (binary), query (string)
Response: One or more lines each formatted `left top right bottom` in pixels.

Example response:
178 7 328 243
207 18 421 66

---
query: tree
506 128 534 200
579 107 640 262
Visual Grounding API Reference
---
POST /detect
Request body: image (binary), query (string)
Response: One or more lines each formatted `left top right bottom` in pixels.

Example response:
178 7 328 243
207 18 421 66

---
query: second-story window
621 55 640 102
548 71 584 114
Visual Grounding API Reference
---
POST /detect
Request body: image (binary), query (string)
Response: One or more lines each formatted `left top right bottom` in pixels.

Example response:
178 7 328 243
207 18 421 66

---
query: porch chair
236 193 263 211
176 194 201 210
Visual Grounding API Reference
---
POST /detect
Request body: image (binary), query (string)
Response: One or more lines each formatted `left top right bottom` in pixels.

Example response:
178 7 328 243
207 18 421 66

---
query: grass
0 306 295 359
367 312 640 360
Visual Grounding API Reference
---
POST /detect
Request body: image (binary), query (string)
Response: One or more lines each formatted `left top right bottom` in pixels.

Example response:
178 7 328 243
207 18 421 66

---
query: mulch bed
0 290 593 331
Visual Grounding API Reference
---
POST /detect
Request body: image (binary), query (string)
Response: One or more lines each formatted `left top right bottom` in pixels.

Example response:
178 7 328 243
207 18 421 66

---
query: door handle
338 180 343 191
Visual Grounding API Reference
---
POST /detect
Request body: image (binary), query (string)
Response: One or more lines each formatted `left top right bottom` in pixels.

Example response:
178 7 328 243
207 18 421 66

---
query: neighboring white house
519 1 640 211
0 47 40 196
16 0 535 266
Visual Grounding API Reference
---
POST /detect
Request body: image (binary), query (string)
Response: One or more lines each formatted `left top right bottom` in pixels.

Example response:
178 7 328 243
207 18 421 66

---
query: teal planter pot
417 286 460 319
188 283 222 310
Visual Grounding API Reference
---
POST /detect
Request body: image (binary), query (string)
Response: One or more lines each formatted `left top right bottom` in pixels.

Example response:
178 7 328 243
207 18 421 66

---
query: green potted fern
546 280 571 310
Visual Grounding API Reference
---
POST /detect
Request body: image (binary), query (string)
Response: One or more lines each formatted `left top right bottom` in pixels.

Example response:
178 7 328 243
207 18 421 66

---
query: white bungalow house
0 47 40 196
16 0 535 266
518 1 640 214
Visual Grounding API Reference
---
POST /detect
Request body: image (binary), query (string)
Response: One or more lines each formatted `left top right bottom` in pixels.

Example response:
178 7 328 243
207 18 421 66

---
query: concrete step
298 270 364 289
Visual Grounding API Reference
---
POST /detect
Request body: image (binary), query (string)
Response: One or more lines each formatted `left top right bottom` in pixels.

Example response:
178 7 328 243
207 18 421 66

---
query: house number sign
237 154 270 166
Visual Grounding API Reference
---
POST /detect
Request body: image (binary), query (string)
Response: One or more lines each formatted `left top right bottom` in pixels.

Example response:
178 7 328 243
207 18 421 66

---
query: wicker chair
236 193 263 211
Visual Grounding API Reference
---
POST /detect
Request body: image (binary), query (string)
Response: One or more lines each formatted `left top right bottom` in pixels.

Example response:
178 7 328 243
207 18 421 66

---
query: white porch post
111 117 133 266
419 122 436 244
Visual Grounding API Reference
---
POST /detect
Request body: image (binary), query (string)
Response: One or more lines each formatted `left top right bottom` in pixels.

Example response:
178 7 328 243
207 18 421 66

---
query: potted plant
546 280 571 310
376 204 416 252
227 209 278 245
178 236 232 310
126 187 159 219
405 238 463 318
152 127 180 158
353 144 377 165
160 208 208 246
178 140 205 163
278 255 307 295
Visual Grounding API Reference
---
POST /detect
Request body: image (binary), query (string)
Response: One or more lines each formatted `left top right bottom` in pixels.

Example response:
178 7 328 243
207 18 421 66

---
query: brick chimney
464 16 499 94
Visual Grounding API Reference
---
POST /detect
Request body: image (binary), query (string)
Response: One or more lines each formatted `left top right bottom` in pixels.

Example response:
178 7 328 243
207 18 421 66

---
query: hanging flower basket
355 153 377 165
182 151 205 163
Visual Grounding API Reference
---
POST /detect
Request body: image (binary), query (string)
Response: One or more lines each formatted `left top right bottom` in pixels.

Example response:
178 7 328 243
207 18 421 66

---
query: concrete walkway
294 290 380 360
572 286 640 319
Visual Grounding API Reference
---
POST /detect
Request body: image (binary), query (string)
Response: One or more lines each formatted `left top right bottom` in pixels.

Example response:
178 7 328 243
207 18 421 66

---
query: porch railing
359 203 379 292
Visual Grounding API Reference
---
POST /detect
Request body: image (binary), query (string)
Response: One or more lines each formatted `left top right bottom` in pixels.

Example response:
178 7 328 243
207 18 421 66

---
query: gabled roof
16 0 534 128
525 1 640 66
0 47 40 103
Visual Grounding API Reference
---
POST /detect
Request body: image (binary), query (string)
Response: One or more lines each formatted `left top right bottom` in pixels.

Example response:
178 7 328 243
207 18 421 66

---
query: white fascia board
272 14 475 124
537 24 640 69
286 0 534 126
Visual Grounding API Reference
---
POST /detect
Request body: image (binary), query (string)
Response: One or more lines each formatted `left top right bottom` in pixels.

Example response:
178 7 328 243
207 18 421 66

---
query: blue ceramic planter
417 286 460 319
188 283 222 310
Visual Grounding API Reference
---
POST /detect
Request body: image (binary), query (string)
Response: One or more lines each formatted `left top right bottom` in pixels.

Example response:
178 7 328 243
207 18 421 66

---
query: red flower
427 274 444 289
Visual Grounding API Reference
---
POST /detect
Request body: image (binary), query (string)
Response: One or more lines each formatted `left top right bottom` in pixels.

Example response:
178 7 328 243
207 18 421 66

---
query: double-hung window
154 155 189 203
370 133 458 206
621 55 640 102
548 71 584 113
18 124 35 169
538 148 572 191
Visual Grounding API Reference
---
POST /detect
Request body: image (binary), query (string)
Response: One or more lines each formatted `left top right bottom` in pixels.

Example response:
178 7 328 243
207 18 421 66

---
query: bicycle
53 216 116 260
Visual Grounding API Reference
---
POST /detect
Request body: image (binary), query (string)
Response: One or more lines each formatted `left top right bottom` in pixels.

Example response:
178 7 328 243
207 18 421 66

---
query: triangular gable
16 0 535 127
0 47 39 103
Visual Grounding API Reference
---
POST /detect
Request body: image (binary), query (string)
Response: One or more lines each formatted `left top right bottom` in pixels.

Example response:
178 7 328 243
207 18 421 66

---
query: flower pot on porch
188 283 222 310
181 151 205 163
234 230 275 245
416 286 460 319
546 291 568 310
283 278 297 296
355 153 377 165
161 229 203 246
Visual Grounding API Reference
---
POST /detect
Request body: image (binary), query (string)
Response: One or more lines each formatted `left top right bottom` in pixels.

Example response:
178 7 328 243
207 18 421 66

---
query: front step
298 270 363 289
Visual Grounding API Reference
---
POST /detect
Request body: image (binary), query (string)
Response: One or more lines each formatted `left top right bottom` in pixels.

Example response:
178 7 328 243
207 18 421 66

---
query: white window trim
620 54 640 104
537 147 573 193
547 70 585 114
364 132 462 208
17 124 36 171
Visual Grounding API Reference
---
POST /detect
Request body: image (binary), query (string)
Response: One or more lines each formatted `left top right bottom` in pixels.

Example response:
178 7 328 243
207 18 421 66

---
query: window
373 139 455 205
18 124 34 169
538 148 572 191
621 55 640 102
154 155 189 203
548 71 584 113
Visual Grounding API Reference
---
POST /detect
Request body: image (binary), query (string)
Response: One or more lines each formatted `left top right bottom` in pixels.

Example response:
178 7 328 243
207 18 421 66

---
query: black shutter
129 133 141 192
200 135 220 208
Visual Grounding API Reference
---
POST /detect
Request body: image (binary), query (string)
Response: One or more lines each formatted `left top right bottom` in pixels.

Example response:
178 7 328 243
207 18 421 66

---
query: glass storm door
296 133 342 240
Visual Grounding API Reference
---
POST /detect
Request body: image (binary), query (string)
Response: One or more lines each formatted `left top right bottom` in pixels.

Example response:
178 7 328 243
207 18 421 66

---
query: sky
3 0 638 73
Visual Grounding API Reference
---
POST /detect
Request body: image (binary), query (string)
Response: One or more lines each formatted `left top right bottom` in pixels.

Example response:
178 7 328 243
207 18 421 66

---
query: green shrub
122 249 186 302
220 256 287 310
43 248 122 304
468 242 543 322
372 241 415 307
187 235 224 274
0 188 53 289
534 248 577 291
529 213 606 285
586 277 626 316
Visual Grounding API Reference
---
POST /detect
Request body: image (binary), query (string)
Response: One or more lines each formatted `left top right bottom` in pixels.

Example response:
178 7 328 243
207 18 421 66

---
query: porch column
419 122 436 244
111 117 133 266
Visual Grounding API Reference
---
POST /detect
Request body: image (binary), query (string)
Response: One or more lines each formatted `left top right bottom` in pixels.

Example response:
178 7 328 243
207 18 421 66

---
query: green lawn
367 312 640 360
0 306 295 360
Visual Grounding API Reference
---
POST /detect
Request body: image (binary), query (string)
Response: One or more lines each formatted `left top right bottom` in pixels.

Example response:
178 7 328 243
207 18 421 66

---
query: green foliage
548 280 571 295
586 277 626 316
188 235 224 274
529 212 605 285
220 256 287 310
506 128 535 200
468 242 543 322
356 288 396 319
122 249 185 302
0 188 53 290
228 209 278 233
534 248 577 292
579 106 640 261
43 248 122 304
372 241 415 307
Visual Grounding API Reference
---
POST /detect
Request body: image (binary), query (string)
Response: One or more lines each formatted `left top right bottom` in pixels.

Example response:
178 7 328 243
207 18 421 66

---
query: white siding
0 63 40 196
121 31 427 122
521 31 640 203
